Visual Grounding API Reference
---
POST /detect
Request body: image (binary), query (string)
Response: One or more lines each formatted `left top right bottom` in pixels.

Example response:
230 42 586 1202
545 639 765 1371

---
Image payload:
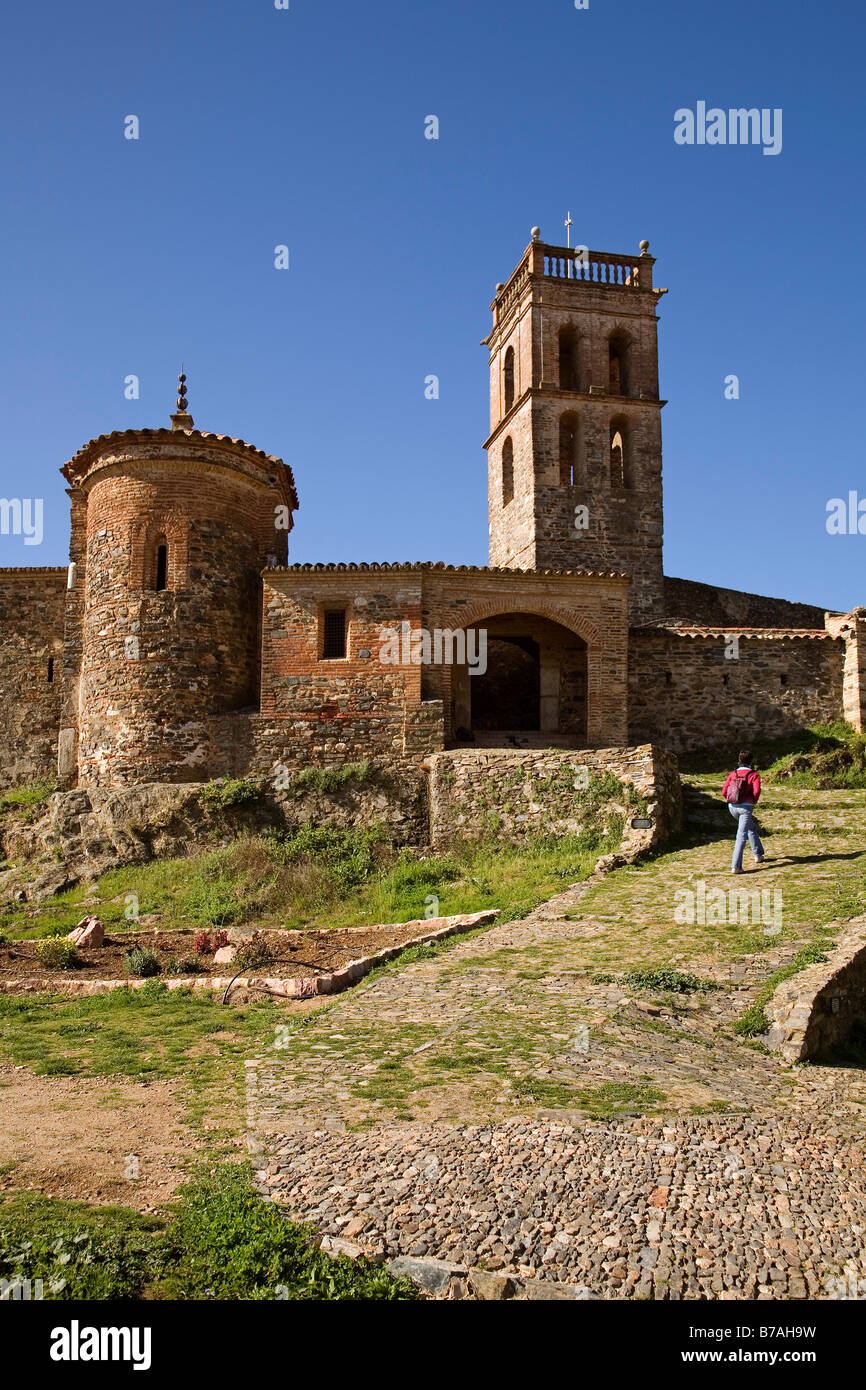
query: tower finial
171 364 194 431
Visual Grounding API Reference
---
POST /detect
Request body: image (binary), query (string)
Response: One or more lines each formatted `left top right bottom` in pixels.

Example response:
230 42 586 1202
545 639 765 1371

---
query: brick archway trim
450 599 599 648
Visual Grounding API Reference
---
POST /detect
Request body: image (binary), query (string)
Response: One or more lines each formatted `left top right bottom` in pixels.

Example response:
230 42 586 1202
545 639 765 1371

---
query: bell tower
483 228 667 623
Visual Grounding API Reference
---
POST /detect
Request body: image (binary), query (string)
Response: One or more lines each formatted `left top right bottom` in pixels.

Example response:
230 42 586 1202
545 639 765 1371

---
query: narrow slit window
503 346 515 412
558 327 579 392
559 413 579 487
155 544 168 592
47 657 54 683
610 428 626 489
501 436 514 506
323 608 347 660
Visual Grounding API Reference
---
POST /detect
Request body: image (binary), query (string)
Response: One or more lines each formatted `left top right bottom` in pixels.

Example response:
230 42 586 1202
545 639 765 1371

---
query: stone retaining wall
765 916 866 1063
426 743 681 853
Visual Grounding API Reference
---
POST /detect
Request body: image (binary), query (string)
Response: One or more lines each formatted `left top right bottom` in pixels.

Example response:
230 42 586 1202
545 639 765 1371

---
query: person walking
722 749 765 874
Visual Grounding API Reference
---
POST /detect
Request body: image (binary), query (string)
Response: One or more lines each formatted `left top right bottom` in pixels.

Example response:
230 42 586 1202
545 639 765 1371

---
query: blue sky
1 0 863 613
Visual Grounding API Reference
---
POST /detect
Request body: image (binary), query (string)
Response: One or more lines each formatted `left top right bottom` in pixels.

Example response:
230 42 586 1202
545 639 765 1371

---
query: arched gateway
443 612 588 747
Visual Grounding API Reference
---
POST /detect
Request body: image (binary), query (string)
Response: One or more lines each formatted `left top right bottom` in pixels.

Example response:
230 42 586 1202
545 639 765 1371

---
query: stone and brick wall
485 239 665 623
427 743 681 851
0 569 66 789
826 609 866 732
59 430 296 787
258 563 630 759
628 628 845 753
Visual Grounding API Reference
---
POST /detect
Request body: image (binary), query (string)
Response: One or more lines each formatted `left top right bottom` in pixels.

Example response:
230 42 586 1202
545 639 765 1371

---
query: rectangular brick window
322 608 347 660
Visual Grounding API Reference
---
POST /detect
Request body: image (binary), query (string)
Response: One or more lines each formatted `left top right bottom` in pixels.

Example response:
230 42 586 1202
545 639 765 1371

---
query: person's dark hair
737 748 753 766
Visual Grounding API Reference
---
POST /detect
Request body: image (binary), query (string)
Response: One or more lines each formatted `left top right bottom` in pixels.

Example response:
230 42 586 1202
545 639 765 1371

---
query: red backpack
725 768 753 804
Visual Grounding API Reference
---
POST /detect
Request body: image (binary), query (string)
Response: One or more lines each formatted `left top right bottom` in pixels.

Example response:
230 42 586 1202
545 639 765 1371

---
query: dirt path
0 1064 186 1211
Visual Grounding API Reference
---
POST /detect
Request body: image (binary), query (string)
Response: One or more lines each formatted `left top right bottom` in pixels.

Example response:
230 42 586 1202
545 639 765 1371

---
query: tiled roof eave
631 624 834 640
266 562 630 579
0 566 68 576
61 428 299 509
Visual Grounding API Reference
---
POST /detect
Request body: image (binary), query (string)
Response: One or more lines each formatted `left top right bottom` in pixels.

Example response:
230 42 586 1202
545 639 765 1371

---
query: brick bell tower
483 227 667 623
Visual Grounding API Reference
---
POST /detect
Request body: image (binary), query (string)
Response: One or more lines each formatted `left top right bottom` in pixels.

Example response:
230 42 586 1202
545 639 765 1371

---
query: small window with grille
322 608 347 660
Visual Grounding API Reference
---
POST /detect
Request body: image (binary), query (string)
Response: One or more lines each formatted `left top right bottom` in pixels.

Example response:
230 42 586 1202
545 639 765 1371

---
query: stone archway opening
448 612 587 747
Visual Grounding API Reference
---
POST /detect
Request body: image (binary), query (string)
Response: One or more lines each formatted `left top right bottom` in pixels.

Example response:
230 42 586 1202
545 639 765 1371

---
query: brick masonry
255 564 629 765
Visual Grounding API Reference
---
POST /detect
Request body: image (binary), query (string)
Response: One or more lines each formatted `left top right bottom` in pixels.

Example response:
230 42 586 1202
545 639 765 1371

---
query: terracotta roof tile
61 428 298 510
268 561 630 579
632 623 832 640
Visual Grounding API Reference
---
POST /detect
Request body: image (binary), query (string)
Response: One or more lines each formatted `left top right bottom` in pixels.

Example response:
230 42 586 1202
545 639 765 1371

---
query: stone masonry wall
427 743 681 851
629 630 844 753
765 917 866 1063
662 576 830 630
0 569 66 790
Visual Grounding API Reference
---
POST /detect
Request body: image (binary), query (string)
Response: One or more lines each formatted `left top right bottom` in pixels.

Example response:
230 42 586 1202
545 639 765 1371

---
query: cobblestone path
248 782 866 1297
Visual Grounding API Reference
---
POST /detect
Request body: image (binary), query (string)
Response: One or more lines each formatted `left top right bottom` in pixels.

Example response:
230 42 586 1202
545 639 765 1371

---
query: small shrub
164 955 204 976
623 966 718 994
123 947 161 978
291 760 372 794
233 936 275 972
0 1192 165 1300
35 937 80 971
0 779 56 815
41 1058 80 1076
193 929 229 956
199 778 261 812
183 879 246 928
733 1004 769 1038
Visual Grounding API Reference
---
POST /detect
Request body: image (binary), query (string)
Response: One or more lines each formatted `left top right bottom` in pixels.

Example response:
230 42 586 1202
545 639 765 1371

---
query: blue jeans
729 802 764 871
